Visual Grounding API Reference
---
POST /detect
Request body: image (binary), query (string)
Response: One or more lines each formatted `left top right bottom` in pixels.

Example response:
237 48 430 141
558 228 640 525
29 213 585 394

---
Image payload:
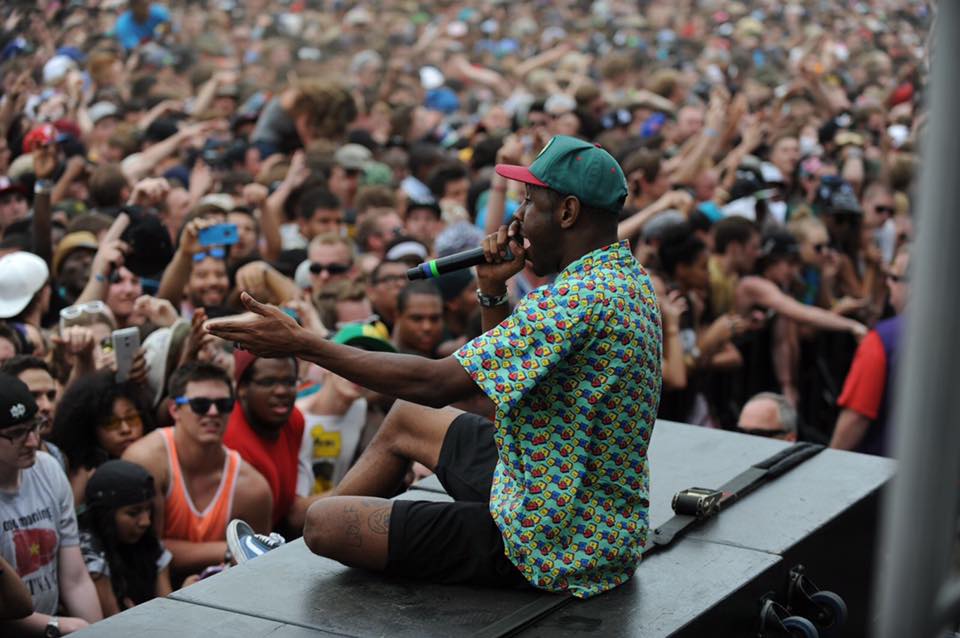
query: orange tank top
161 427 240 543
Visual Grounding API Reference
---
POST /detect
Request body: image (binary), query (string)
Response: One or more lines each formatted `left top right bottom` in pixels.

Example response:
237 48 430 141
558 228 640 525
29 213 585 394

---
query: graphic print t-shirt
0 452 79 614
299 399 367 494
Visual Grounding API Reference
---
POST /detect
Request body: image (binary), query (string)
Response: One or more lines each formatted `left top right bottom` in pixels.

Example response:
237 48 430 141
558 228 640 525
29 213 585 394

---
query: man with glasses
1 356 66 471
831 245 911 456
122 362 272 579
0 372 102 636
736 393 798 442
224 351 317 534
306 233 356 294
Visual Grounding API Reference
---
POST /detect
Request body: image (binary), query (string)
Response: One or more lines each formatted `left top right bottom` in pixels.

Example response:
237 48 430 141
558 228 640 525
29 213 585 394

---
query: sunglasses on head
175 396 235 415
60 300 108 322
310 262 351 276
194 248 226 262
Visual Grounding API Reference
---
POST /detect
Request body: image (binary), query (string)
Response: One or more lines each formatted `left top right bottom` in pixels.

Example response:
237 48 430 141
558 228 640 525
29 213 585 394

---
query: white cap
419 66 445 90
545 94 577 116
198 193 236 212
0 252 49 319
294 260 312 290
88 101 120 125
43 55 76 86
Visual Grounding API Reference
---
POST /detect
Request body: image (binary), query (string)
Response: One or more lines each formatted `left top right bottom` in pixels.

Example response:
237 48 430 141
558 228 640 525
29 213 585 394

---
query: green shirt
455 240 662 598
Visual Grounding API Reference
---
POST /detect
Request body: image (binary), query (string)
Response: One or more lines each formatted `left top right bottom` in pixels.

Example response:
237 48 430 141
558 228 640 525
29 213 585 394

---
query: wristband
94 273 107 283
476 289 509 308
34 179 54 195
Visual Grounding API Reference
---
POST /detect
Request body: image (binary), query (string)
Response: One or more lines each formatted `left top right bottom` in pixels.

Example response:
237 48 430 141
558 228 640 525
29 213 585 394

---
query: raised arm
741 276 866 337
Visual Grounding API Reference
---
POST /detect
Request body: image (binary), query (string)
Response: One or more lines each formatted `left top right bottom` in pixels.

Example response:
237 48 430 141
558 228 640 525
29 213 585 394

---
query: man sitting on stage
206 136 662 599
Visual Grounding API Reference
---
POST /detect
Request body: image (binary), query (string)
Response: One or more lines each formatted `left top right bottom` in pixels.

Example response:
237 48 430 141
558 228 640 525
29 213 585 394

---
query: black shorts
384 412 529 589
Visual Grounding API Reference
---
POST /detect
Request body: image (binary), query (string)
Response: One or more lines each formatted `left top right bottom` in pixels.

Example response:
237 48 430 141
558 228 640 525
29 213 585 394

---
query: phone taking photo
198 223 239 247
112 327 140 383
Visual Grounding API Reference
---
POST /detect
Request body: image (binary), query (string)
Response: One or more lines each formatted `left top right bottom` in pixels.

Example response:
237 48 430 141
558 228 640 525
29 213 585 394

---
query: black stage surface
75 421 895 637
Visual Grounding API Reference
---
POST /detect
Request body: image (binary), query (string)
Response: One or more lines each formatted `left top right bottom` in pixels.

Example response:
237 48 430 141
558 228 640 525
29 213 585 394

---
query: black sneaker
226 519 286 565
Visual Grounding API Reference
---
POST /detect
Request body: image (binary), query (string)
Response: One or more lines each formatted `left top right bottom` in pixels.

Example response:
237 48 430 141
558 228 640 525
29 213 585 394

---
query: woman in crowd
50 370 155 504
79 459 172 617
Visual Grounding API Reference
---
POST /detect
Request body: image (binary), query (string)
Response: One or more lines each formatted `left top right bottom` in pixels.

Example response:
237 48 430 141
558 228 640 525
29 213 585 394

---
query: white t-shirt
298 399 367 495
0 452 79 615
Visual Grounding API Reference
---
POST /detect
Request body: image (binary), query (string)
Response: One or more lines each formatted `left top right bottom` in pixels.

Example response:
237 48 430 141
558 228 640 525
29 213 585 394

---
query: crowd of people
0 0 930 633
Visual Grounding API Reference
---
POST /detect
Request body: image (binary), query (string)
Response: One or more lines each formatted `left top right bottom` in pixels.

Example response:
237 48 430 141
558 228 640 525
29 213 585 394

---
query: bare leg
303 497 393 570
332 400 463 498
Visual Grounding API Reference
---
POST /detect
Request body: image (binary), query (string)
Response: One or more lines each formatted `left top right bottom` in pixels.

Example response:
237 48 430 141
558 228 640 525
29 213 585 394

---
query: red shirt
837 330 887 420
224 405 305 529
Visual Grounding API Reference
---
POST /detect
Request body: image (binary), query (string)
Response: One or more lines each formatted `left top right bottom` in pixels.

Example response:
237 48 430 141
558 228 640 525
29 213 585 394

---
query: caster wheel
810 591 848 631
783 616 820 638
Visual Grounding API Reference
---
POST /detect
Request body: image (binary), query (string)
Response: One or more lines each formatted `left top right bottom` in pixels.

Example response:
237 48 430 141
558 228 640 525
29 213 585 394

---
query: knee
303 499 335 557
379 400 419 445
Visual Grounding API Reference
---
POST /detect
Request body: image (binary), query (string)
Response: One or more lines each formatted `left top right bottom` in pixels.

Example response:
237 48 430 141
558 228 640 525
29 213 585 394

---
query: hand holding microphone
407 221 526 288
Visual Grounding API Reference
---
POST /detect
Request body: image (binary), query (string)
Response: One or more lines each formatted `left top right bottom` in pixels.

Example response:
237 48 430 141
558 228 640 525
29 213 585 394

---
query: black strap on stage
471 442 825 638
650 442 824 548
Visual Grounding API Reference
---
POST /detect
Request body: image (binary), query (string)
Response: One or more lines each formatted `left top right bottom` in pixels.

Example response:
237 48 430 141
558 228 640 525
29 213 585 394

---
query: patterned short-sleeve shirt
455 239 661 598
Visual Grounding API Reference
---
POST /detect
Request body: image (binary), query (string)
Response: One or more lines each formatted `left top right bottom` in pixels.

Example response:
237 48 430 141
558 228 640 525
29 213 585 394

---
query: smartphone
112 327 140 383
198 223 239 247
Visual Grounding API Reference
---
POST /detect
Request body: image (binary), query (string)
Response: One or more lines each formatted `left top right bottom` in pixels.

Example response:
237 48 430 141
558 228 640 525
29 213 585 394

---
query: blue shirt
115 5 171 50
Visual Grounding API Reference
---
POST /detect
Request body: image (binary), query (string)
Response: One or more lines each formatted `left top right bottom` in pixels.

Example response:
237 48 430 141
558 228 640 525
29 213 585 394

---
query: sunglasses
309 262 351 276
194 248 226 262
60 300 108 322
735 425 792 438
874 206 895 216
0 418 45 445
101 413 143 432
174 396 235 415
811 243 828 254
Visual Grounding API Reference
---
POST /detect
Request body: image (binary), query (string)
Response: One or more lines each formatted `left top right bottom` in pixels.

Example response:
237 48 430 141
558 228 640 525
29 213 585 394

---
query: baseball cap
52 231 98 278
334 144 373 171
42 55 76 86
495 135 628 213
760 228 800 259
0 372 38 429
0 252 49 319
22 124 58 153
333 323 396 353
0 176 26 198
88 102 120 125
85 459 155 509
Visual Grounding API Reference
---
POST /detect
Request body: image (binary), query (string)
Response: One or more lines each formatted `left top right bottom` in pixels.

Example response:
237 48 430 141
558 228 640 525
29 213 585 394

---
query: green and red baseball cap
495 135 628 214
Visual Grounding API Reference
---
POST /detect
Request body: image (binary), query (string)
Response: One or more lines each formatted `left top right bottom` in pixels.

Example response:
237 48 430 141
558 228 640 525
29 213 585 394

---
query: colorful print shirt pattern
455 240 662 598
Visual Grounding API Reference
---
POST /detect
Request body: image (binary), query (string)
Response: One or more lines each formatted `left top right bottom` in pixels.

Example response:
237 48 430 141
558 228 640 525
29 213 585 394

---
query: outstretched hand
203 292 304 358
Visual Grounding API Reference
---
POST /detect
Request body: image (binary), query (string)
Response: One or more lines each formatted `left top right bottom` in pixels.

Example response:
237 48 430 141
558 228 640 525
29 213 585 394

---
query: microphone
407 246 513 280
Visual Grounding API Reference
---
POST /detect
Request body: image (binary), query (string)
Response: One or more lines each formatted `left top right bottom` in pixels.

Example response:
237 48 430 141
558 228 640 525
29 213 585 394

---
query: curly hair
49 371 155 471
290 80 358 142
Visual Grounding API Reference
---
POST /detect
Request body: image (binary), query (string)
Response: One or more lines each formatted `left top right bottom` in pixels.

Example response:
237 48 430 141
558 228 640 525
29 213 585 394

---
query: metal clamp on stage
671 487 723 518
